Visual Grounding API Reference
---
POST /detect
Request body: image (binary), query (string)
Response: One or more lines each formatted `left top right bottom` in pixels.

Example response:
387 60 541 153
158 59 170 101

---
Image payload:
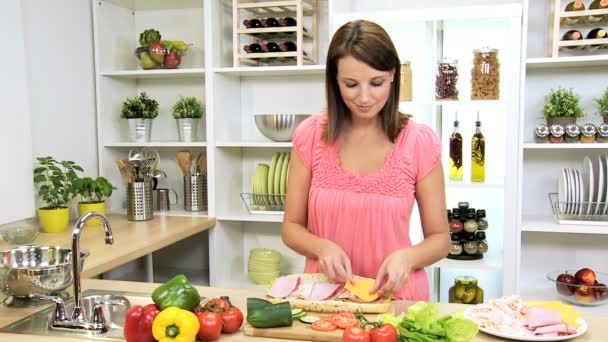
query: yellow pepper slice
152 306 200 342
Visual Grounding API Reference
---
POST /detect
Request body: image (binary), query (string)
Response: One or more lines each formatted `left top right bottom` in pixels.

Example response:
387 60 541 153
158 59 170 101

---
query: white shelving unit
523 215 608 234
524 143 608 149
101 68 205 79
527 55 608 68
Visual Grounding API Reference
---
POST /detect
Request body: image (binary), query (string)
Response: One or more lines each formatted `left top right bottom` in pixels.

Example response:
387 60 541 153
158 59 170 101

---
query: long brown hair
323 20 408 144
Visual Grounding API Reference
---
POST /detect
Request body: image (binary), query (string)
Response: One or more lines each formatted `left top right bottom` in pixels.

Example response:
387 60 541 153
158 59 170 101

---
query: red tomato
330 313 359 329
203 298 230 313
370 324 398 342
196 311 223 341
342 326 371 342
221 306 244 334
311 318 338 332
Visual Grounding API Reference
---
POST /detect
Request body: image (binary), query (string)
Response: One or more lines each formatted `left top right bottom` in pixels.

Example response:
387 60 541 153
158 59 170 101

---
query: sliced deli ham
268 276 300 299
292 282 314 299
526 307 563 329
308 282 344 301
534 323 568 335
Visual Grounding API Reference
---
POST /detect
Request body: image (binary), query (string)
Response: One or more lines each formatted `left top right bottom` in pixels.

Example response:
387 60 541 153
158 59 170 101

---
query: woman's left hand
370 249 412 297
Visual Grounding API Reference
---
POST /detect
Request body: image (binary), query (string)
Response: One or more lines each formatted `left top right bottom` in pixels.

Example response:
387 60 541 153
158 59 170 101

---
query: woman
282 20 450 301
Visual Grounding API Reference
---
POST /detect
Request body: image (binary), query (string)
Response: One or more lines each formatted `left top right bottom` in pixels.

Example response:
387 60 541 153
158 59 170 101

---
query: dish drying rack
241 193 285 215
549 193 608 225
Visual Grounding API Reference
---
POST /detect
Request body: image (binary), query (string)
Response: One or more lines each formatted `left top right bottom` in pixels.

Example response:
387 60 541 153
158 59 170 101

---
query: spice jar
534 124 550 143
449 276 484 304
476 209 488 230
450 237 463 256
549 124 565 143
581 123 597 143
399 62 412 101
463 235 479 255
471 47 500 100
464 213 478 233
458 202 469 211
449 212 464 233
597 123 608 143
436 59 459 100
475 231 488 254
565 124 581 143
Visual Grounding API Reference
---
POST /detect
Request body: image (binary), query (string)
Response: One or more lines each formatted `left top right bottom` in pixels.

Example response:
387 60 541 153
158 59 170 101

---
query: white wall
21 0 98 186
0 0 35 224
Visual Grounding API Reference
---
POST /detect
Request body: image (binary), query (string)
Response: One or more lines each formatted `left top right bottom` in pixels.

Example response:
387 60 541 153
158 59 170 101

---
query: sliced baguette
267 273 391 313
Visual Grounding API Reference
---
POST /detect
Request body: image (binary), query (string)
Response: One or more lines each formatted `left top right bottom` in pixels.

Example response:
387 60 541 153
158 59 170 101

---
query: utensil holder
127 181 153 221
184 175 207 212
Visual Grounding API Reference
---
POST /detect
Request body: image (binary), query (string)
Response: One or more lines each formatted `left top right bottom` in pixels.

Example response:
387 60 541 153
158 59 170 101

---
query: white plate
574 169 584 216
595 155 605 215
568 168 579 216
565 168 575 215
582 156 594 216
604 154 608 215
469 317 588 341
557 169 569 214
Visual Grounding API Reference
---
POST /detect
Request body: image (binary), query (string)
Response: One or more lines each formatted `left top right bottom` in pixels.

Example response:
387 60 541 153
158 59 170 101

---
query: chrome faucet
43 212 114 334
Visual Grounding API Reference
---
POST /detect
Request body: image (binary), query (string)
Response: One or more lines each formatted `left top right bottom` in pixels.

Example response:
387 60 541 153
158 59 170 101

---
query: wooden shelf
522 215 608 234
105 142 207 147
100 68 205 79
560 8 608 19
237 0 314 15
216 141 292 147
237 27 313 38
524 143 608 149
214 65 325 76
558 38 608 48
527 55 608 68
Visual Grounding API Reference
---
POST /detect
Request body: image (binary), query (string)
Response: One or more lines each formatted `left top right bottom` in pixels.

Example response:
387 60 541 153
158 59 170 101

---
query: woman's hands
370 249 412 297
317 239 353 284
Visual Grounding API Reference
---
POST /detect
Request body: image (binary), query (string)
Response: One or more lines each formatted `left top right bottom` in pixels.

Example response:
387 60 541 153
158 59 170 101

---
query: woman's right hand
317 239 353 284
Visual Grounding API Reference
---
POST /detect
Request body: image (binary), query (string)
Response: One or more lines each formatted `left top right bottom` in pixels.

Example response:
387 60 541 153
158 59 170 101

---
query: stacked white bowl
248 248 281 285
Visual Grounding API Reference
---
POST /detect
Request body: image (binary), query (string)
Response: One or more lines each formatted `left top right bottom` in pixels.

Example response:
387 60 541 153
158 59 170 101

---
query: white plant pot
176 118 199 142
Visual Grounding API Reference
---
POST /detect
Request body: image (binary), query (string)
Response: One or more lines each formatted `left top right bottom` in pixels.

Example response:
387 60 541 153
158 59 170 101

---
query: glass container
475 231 488 254
449 212 464 233
464 213 479 233
449 276 484 304
476 209 488 230
597 123 608 143
399 62 412 101
436 59 459 100
581 123 597 143
471 47 500 100
549 124 565 143
450 237 463 256
534 124 550 143
463 236 479 255
565 124 581 143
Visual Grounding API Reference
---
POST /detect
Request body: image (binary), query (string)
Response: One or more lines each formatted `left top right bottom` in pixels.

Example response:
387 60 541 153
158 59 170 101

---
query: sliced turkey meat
526 307 563 329
308 282 344 301
268 276 300 298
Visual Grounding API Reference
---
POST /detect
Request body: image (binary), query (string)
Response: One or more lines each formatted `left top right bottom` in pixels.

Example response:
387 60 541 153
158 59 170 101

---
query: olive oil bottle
471 112 485 183
449 113 463 181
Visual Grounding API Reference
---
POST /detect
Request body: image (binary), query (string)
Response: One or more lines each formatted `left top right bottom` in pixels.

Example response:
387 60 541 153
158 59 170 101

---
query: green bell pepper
152 274 201 311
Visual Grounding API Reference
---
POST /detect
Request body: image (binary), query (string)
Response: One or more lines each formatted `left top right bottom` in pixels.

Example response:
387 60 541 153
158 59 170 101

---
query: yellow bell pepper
152 307 200 342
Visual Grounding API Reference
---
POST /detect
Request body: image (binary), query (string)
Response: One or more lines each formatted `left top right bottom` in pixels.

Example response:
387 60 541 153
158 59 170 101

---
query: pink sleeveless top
292 115 441 300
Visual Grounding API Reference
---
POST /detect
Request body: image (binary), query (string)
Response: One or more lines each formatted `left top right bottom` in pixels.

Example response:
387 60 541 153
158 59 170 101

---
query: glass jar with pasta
471 47 500 100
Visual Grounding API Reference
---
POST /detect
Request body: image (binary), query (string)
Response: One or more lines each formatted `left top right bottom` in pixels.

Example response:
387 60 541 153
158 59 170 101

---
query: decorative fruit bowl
547 269 608 306
135 28 190 70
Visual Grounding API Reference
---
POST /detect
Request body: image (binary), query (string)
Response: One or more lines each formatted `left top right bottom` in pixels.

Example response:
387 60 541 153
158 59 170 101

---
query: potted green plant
595 87 608 124
33 157 83 233
120 92 159 142
542 87 585 126
172 96 204 142
73 176 116 226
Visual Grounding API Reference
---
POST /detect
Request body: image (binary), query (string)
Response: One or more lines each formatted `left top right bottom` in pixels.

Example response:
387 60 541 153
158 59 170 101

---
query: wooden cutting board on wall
243 301 411 341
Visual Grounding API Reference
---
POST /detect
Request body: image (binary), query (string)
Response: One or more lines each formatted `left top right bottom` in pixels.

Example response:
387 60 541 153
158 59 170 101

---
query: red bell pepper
124 304 161 342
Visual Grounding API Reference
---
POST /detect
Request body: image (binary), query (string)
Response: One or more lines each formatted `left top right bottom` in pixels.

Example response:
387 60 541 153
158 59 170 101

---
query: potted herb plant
172 96 204 142
542 87 585 126
33 157 83 233
121 92 159 142
73 176 116 226
595 87 608 124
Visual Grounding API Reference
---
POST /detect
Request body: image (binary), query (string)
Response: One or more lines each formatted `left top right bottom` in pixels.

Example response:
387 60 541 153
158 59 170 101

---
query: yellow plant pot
38 207 70 233
78 202 106 226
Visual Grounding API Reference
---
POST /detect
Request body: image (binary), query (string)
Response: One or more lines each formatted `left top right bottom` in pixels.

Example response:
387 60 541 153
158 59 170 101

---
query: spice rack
549 0 608 56
232 0 319 66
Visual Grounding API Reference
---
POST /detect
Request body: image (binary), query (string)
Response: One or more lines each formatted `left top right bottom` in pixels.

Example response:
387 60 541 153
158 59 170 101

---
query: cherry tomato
196 311 223 341
311 318 338 332
203 298 231 313
221 306 244 333
370 323 398 342
342 326 371 342
330 312 359 329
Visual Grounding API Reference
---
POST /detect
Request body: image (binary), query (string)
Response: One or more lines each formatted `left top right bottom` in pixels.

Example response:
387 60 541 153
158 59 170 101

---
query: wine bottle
243 43 262 53
471 112 485 183
588 0 608 22
243 18 262 29
564 1 585 24
449 113 463 182
278 17 297 27
279 41 297 52
261 42 280 52
585 28 607 50
261 17 279 27
562 30 583 49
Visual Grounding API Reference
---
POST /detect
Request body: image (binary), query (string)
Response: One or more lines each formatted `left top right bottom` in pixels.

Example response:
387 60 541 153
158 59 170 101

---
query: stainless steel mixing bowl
254 114 312 142
0 245 89 298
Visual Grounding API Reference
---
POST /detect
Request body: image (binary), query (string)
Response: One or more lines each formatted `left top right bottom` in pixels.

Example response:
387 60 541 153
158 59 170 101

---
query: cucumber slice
299 315 320 324
291 308 303 317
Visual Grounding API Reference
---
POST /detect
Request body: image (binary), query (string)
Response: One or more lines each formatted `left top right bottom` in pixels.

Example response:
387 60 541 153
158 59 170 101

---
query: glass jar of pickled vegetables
471 47 500 100
449 276 484 304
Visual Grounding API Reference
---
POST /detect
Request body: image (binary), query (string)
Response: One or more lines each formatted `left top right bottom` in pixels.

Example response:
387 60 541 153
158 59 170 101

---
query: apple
575 268 596 286
163 52 181 69
149 41 165 64
574 284 594 303
593 283 607 299
556 272 577 295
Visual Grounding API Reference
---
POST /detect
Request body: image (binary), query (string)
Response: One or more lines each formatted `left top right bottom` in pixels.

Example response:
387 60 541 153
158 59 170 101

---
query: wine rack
233 0 319 66
550 0 608 56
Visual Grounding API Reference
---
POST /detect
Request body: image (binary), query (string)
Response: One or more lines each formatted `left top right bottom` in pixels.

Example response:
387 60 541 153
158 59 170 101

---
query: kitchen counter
0 279 606 341
0 214 216 278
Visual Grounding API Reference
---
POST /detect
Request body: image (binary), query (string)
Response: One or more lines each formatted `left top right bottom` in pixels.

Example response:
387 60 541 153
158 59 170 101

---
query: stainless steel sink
0 289 152 341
